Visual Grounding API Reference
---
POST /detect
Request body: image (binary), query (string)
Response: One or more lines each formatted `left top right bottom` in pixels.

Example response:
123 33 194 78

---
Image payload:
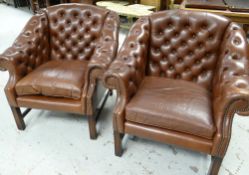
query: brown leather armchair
0 4 119 139
104 10 249 174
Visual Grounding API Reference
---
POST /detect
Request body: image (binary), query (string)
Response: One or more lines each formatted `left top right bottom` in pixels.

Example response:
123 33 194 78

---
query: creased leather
104 17 150 131
104 10 249 158
84 11 119 115
0 12 49 106
0 4 119 116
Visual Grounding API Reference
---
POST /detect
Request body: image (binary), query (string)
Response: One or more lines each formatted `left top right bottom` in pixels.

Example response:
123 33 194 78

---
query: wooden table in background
180 0 249 34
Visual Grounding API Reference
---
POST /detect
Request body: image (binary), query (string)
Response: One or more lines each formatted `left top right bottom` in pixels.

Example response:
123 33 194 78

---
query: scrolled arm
103 17 150 131
212 23 249 156
84 11 119 115
87 11 119 75
0 12 49 106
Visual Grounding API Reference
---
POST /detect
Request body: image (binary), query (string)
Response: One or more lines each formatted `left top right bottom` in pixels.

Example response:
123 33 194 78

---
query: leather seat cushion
15 60 88 99
126 77 216 139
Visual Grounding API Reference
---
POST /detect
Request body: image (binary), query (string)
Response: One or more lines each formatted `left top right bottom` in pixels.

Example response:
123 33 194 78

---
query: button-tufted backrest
46 4 109 61
147 10 230 90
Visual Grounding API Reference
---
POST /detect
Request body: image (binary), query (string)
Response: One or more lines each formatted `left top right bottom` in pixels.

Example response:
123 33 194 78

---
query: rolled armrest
103 17 150 131
87 11 119 75
0 12 50 106
212 23 249 156
84 11 119 115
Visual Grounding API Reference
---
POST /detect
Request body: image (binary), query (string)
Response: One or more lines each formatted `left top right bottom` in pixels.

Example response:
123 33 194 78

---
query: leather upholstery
0 4 119 117
125 122 213 153
15 60 87 99
126 76 216 139
212 23 249 156
46 4 109 61
0 12 50 106
147 10 229 90
104 10 249 160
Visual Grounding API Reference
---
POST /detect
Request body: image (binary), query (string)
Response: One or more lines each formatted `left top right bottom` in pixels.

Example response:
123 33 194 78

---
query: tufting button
177 57 183 62
174 32 179 37
53 18 58 24
129 42 135 48
223 67 229 72
198 42 204 49
192 77 197 82
72 41 77 46
72 27 77 33
24 31 31 36
202 69 207 76
86 11 91 18
132 53 138 58
184 23 190 28
66 19 71 25
195 60 201 65
201 23 208 29
232 54 239 60
233 27 239 30
85 27 90 33
73 12 79 18
185 67 190 72
78 35 83 40
192 34 196 39
171 49 176 54
59 26 65 32
233 72 239 76
169 65 174 70
65 34 70 39
165 40 170 45
41 17 46 22
79 20 84 25
225 50 229 55
168 22 173 28
205 52 211 58
160 72 165 77
188 51 193 56
181 41 186 47
208 34 214 41
233 38 241 45
176 74 181 79
92 19 98 26
163 56 167 61
59 11 65 18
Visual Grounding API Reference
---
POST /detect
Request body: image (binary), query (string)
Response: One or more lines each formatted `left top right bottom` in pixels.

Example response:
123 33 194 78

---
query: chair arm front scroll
211 23 249 156
0 12 50 106
84 11 119 115
103 17 150 132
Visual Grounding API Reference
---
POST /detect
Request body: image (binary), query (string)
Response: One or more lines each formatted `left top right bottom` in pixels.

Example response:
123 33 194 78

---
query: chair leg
109 89 113 96
88 115 97 140
208 156 223 175
114 131 124 157
10 107 25 130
